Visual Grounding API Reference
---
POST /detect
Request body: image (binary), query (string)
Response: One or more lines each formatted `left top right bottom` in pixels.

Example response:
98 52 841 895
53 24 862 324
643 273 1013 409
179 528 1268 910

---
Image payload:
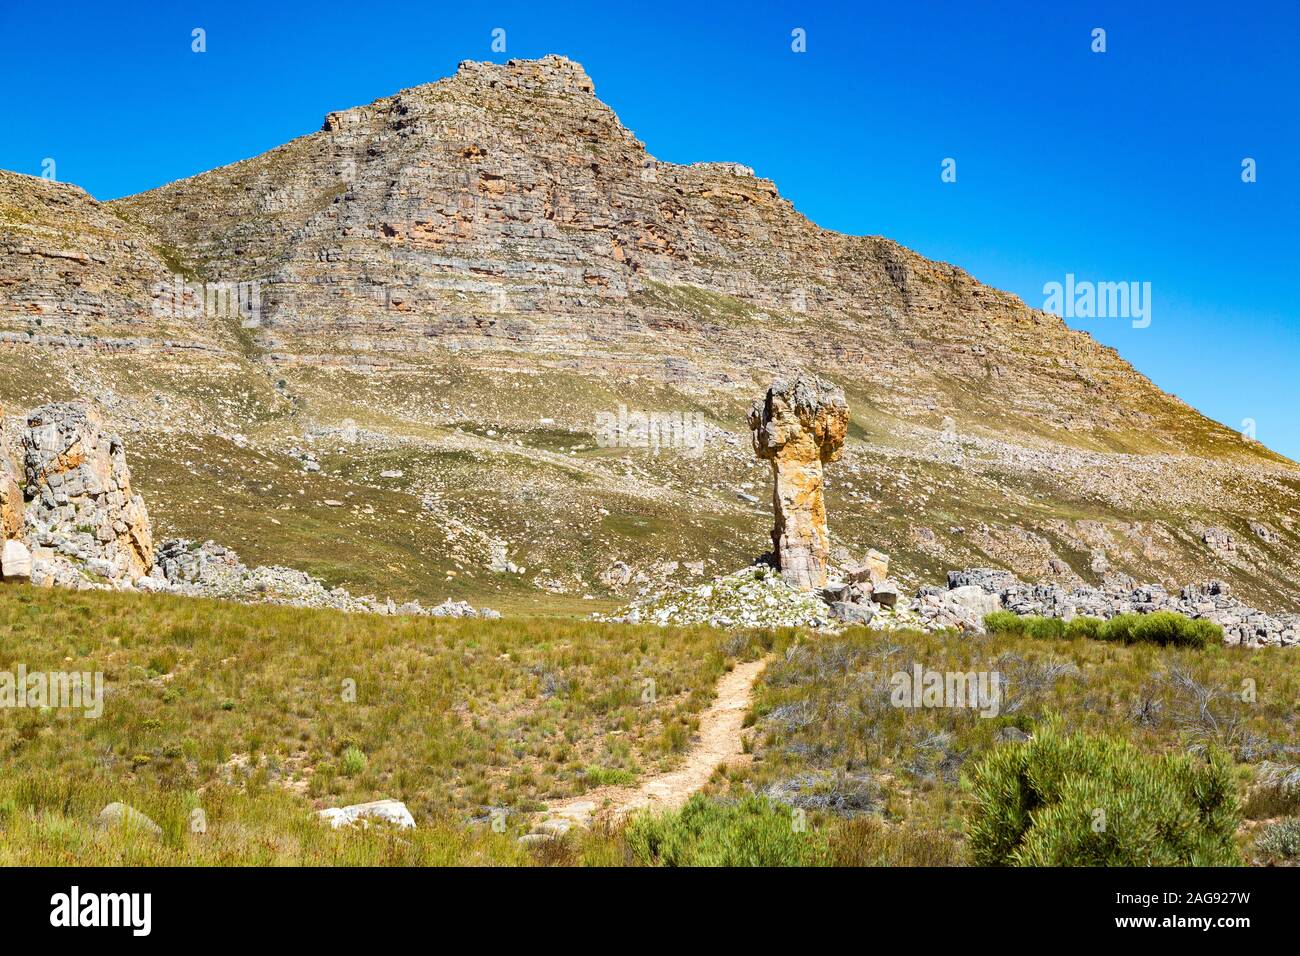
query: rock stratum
2 55 1298 615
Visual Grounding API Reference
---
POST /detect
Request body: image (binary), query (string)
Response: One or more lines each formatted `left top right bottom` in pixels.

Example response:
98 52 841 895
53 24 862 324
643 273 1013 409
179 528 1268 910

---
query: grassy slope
0 584 769 864
2 585 1295 865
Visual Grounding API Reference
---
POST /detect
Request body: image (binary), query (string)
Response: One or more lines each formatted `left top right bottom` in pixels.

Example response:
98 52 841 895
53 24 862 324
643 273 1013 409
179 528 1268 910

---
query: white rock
318 798 416 830
1 539 31 580
96 801 162 836
946 585 1002 619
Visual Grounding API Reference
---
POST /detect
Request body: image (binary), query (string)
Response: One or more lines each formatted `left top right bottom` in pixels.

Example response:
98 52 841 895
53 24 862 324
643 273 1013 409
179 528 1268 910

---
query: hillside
2 55 1299 614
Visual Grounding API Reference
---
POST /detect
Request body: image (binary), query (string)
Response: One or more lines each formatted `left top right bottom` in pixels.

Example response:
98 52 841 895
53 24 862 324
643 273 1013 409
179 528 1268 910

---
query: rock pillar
749 375 848 590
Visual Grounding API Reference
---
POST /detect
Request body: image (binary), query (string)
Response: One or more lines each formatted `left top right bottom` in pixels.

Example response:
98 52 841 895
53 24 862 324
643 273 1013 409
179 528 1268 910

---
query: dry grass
0 584 772 864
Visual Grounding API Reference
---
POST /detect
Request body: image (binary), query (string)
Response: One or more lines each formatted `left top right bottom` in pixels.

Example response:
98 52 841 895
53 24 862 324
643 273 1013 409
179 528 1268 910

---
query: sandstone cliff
110 56 1236 454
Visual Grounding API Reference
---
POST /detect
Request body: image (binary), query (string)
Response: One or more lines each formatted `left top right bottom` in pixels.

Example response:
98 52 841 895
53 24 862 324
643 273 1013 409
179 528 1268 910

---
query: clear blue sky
2 1 1296 458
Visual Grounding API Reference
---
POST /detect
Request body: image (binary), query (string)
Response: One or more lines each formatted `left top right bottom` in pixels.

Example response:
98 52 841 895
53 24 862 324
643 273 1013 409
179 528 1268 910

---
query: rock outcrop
21 401 154 582
0 411 21 542
921 567 1300 647
146 538 500 619
598 564 833 629
750 375 849 590
605 557 1299 648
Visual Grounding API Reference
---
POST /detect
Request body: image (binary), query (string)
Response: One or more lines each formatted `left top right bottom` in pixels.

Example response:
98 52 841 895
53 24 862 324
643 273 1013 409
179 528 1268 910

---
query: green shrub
984 611 1027 635
1133 611 1219 648
1064 617 1105 640
626 794 828 867
985 613 1098 641
1102 611 1220 648
1026 617 1066 640
967 718 1240 866
583 765 637 787
1099 613 1139 643
340 746 367 777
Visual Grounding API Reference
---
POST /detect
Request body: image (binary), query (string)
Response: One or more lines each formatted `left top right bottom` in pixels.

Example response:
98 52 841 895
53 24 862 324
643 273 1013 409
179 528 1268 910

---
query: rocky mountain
2 55 1298 614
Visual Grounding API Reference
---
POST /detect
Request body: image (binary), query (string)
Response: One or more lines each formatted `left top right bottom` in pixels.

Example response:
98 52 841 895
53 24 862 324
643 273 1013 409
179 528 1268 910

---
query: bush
1134 611 1220 648
1254 818 1300 863
984 611 1027 636
583 765 637 787
340 746 367 777
1102 612 1220 648
1026 617 1066 640
625 794 828 866
1064 617 1105 640
1098 613 1138 644
967 718 1240 866
984 613 1096 641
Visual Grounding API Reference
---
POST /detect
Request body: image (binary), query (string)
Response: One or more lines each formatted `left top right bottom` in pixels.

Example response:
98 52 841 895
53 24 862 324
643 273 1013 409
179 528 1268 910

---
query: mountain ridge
2 54 1298 615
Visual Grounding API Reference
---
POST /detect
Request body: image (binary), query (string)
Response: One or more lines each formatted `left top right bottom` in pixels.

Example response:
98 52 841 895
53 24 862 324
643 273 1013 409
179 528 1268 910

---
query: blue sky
2 1 1296 458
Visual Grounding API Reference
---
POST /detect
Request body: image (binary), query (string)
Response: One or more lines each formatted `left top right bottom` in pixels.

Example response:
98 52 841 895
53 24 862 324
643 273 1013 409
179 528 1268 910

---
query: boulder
22 402 154 581
1 539 31 580
96 802 162 837
829 600 874 625
946 585 1002 619
1202 526 1236 556
317 798 416 830
749 374 848 590
602 561 633 588
871 580 900 608
821 582 853 604
848 549 890 587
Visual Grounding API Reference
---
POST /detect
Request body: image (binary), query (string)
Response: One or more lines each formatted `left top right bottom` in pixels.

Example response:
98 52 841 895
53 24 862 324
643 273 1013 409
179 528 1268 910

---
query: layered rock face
22 401 154 580
108 55 1216 447
750 375 849 590
0 171 225 349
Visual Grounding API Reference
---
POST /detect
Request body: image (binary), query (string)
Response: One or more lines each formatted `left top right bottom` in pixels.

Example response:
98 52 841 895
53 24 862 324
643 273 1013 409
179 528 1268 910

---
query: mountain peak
455 54 596 95
323 56 598 134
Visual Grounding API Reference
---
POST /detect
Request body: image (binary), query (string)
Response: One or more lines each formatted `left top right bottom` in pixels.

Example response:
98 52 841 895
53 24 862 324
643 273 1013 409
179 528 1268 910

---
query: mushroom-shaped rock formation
749 374 849 590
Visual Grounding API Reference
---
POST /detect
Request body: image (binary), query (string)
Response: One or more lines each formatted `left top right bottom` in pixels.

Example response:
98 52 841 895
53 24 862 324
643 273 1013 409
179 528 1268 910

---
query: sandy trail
544 656 771 829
